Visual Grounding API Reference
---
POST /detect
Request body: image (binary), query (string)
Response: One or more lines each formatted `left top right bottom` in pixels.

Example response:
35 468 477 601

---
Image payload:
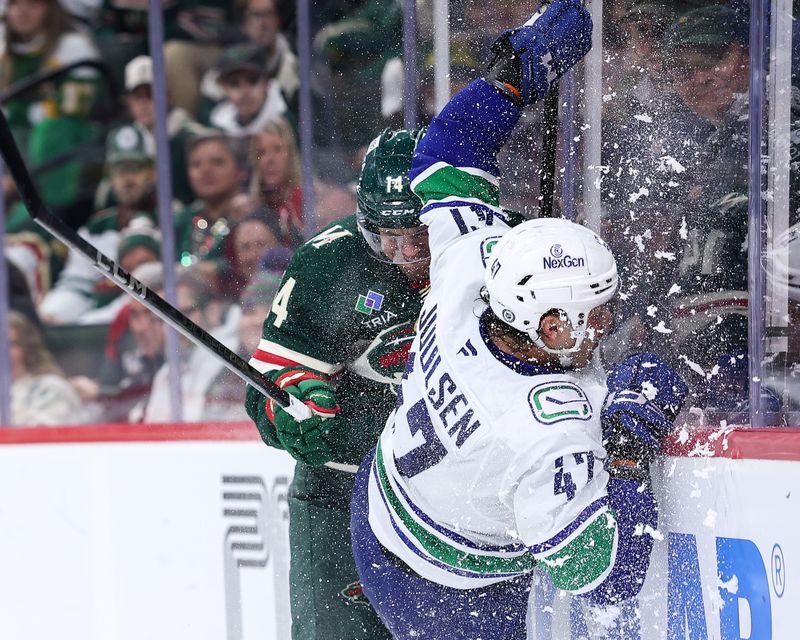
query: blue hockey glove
485 0 593 107
265 366 343 466
606 353 688 421
602 354 688 478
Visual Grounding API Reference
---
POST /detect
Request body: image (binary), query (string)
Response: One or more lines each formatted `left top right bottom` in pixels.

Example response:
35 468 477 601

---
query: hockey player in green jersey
245 128 429 640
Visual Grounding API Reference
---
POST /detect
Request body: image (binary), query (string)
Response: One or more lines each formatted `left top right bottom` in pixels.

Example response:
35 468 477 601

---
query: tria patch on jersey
355 289 385 315
528 382 593 425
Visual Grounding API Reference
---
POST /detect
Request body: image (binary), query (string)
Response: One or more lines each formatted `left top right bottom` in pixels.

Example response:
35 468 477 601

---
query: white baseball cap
125 55 153 92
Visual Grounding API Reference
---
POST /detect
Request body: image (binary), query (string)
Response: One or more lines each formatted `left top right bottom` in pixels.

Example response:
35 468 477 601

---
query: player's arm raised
408 0 592 264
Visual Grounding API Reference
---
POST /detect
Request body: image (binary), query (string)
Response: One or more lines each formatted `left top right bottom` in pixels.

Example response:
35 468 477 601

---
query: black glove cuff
603 415 657 466
606 459 651 486
484 37 524 107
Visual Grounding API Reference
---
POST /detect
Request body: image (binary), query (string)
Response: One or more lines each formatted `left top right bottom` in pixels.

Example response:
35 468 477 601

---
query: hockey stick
0 110 312 421
534 0 560 218
538 83 560 218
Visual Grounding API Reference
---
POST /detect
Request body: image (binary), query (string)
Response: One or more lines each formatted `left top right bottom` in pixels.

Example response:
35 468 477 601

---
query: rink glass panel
584 0 800 428
2 0 797 427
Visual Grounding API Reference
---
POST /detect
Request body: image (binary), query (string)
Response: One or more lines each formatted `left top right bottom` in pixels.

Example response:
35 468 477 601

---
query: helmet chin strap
530 321 596 368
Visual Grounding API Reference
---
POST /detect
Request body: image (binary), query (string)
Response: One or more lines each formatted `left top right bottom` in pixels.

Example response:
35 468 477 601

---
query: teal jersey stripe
539 509 617 592
375 443 535 576
414 165 501 209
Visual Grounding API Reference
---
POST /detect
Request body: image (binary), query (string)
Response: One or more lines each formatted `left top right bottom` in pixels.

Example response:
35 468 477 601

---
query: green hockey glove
265 366 342 466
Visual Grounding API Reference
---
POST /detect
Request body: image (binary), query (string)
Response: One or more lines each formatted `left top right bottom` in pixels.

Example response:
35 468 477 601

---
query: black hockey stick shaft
535 0 567 218
0 110 312 420
539 82 560 218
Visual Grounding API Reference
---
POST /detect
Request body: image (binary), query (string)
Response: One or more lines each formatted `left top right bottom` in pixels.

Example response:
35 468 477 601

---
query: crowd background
0 0 796 427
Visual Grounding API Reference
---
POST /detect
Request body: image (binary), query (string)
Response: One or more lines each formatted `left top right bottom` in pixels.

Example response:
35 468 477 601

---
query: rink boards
0 423 797 639
530 427 800 639
0 423 295 640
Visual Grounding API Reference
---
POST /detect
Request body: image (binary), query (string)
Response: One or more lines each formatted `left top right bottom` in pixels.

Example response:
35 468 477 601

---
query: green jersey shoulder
253 214 426 373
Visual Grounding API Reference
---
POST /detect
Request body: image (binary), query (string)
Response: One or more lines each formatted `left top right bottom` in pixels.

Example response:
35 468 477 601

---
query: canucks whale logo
529 382 593 424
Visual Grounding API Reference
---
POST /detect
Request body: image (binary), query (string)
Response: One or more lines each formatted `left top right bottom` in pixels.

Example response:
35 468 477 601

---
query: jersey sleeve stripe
411 162 499 192
528 496 611 556
252 339 341 375
387 453 526 553
537 510 618 594
250 351 307 374
412 164 501 210
248 356 282 374
374 443 535 577
370 460 524 580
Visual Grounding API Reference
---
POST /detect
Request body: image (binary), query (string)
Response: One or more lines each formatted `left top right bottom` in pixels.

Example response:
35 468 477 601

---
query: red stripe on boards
662 426 800 461
2 422 800 462
0 421 261 444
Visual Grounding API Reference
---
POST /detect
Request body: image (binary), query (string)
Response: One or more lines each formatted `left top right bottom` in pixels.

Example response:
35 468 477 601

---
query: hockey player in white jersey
349 1 688 638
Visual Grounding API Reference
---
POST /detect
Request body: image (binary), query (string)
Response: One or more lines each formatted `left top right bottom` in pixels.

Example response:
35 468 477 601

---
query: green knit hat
118 217 161 262
106 125 155 166
668 4 747 49
241 272 283 311
216 43 270 82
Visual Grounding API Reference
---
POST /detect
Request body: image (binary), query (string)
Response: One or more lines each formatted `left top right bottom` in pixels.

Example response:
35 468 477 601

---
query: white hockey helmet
483 218 618 358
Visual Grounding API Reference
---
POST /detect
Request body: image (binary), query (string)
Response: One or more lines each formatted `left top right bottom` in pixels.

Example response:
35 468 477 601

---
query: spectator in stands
106 55 203 207
8 310 86 426
313 0 402 148
0 0 100 215
70 262 165 422
599 0 707 359
198 0 299 123
162 0 238 116
91 0 148 90
206 43 291 140
79 218 162 325
202 270 283 421
135 265 238 422
249 116 303 247
312 177 358 230
214 208 283 303
667 5 750 132
240 0 298 108
39 125 159 324
174 131 249 268
647 4 782 414
4 228 61 306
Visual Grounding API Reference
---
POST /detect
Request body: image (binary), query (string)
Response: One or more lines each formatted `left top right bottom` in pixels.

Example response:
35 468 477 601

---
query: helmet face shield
357 214 430 265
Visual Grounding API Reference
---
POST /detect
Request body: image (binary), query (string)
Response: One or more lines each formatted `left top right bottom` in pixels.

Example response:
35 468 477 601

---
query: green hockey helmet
356 128 429 265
